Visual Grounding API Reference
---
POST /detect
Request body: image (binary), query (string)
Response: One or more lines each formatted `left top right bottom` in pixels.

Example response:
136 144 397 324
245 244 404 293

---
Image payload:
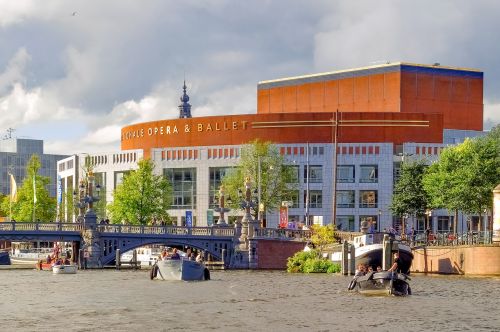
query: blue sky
0 0 498 154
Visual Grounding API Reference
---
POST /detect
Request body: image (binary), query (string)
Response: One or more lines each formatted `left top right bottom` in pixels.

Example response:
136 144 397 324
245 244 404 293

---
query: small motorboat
52 264 78 274
151 259 210 281
348 271 411 296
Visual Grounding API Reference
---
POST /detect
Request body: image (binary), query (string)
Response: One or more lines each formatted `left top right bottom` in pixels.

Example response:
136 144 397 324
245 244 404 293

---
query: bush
286 250 341 273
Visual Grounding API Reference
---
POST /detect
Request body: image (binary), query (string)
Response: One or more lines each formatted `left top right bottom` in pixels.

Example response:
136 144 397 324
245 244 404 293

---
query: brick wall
256 239 306 269
411 245 500 275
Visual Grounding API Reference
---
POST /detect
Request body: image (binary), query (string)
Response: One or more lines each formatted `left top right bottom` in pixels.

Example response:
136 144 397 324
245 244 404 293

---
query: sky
0 0 499 155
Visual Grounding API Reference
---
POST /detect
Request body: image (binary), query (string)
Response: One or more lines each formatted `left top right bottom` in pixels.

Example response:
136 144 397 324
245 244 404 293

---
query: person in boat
355 264 366 276
376 266 382 272
170 248 180 260
161 249 168 260
196 252 203 263
367 266 374 273
388 252 402 273
46 255 52 264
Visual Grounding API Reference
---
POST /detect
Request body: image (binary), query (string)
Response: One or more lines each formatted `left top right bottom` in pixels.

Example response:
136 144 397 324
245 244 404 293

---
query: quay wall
257 239 306 269
411 245 500 275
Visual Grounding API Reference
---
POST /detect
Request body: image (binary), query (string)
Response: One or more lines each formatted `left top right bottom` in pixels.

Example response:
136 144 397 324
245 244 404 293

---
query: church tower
178 81 192 118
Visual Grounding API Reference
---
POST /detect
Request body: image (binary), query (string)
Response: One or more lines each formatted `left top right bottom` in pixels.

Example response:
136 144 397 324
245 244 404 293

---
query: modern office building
57 62 487 232
0 137 68 198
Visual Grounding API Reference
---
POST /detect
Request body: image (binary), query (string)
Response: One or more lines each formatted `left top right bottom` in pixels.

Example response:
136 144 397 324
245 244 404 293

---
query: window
304 190 322 208
337 215 355 231
360 165 378 183
114 171 131 189
437 216 451 232
304 165 322 183
336 190 355 208
359 190 377 208
286 165 299 183
209 167 232 209
337 165 355 183
164 168 197 209
287 190 300 208
360 215 379 232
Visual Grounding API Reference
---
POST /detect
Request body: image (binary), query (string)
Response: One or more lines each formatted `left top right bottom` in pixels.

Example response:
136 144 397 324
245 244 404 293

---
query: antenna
3 127 15 140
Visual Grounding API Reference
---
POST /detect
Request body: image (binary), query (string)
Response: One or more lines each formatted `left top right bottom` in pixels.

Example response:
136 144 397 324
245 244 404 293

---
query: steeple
178 81 192 118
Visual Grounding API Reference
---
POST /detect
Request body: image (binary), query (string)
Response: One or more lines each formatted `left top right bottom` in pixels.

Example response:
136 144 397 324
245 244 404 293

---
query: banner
207 209 214 227
9 173 17 202
279 206 288 228
57 175 62 204
185 210 193 228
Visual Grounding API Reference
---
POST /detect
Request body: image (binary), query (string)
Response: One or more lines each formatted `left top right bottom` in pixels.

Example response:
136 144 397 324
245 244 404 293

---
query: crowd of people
158 248 203 263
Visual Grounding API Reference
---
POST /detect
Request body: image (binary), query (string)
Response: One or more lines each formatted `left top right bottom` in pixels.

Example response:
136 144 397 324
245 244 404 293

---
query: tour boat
151 259 210 281
121 246 162 267
331 232 413 274
52 264 77 274
348 271 411 296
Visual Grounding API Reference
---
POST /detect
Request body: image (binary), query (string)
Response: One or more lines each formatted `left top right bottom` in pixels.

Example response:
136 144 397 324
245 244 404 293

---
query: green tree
1 155 56 221
390 160 429 219
310 224 336 253
107 159 172 225
423 126 500 231
221 139 297 220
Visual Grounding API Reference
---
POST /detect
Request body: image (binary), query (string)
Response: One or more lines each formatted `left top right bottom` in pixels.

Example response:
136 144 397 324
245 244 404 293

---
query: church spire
178 80 192 118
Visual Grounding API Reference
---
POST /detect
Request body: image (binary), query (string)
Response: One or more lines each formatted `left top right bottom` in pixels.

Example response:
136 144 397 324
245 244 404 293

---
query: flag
33 175 37 204
9 173 17 202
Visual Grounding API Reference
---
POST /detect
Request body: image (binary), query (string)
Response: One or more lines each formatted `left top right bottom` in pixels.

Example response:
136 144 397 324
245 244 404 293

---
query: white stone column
492 184 500 243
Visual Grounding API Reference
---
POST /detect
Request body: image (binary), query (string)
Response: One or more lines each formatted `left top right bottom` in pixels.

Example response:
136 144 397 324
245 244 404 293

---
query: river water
0 269 499 332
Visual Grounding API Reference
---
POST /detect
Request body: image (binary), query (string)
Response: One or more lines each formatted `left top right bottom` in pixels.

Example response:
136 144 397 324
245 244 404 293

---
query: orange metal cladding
257 64 483 131
121 112 443 158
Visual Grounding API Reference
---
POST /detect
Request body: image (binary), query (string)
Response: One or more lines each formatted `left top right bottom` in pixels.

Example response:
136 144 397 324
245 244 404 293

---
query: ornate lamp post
237 177 260 247
214 185 231 226
73 171 102 268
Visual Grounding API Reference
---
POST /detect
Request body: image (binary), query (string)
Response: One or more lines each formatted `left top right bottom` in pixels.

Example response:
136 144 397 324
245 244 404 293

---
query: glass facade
209 167 231 209
164 168 197 209
305 190 322 208
337 215 355 231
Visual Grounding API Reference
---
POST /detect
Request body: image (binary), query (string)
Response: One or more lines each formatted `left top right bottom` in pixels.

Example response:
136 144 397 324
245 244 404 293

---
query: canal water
0 269 499 331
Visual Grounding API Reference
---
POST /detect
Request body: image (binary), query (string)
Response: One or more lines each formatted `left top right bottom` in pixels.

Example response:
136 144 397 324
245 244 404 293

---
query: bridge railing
254 228 312 241
97 225 235 237
0 222 82 232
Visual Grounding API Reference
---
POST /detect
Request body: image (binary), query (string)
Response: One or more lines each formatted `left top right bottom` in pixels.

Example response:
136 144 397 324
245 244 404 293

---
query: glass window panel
359 190 378 208
337 165 355 183
360 165 378 183
336 190 355 208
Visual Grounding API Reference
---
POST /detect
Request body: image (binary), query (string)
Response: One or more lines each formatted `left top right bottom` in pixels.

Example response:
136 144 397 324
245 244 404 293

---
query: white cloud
484 101 500 130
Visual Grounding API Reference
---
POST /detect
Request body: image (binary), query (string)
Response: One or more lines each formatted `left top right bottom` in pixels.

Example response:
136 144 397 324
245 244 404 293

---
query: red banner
279 206 288 228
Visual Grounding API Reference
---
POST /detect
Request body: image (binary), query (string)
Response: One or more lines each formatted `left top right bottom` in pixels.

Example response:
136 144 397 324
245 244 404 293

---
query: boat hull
52 265 77 274
352 271 411 296
0 251 10 265
153 259 208 281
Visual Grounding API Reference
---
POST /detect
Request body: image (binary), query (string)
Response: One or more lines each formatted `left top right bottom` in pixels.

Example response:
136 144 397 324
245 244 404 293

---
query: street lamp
425 209 432 231
72 172 101 225
237 177 259 246
378 209 382 231
213 185 231 226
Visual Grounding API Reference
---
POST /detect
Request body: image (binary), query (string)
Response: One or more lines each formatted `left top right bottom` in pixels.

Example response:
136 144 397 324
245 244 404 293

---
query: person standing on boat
170 248 180 260
388 252 402 273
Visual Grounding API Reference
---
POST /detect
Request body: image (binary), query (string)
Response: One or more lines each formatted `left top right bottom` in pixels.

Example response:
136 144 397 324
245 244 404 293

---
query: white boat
10 247 54 265
151 259 209 281
331 232 413 274
121 247 162 267
52 264 77 274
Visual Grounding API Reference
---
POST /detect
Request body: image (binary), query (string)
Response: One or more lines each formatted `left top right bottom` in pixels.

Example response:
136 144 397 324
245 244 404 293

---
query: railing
254 228 312 241
97 224 235 237
409 231 493 247
0 222 82 232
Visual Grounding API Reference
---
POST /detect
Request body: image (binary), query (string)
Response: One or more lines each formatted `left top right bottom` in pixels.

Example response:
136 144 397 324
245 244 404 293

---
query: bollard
221 249 226 267
78 249 84 270
341 240 349 275
349 243 356 275
116 249 121 270
382 234 392 270
132 249 138 269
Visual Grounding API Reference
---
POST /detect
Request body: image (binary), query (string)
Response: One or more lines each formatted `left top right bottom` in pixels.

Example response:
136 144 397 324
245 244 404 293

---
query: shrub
286 250 341 273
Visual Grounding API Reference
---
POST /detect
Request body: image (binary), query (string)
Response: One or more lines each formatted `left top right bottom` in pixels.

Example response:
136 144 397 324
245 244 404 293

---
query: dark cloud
0 0 498 154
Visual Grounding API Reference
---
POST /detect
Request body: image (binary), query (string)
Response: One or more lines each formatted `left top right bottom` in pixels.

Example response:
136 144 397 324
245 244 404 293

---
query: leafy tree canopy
107 159 172 225
221 139 298 218
390 159 429 217
1 155 56 221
